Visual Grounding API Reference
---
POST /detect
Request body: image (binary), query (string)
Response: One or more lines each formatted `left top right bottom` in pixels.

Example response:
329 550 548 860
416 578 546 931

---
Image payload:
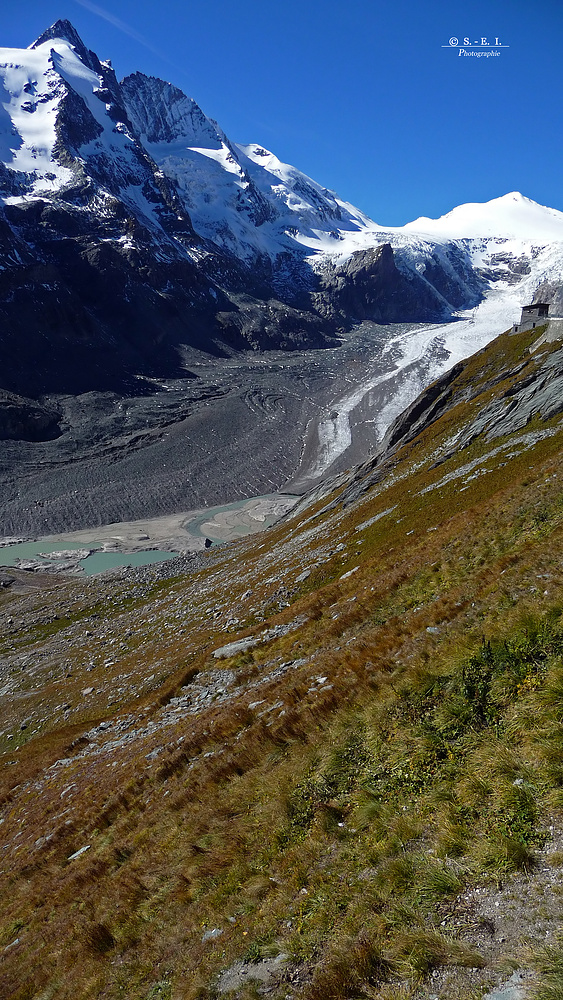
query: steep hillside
3 323 563 1000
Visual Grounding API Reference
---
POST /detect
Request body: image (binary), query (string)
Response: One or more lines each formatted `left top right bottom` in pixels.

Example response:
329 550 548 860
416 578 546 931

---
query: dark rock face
0 177 340 395
53 85 105 157
533 280 563 315
120 72 222 147
216 297 333 351
314 244 449 323
314 241 484 324
0 197 223 395
31 19 101 70
0 391 62 441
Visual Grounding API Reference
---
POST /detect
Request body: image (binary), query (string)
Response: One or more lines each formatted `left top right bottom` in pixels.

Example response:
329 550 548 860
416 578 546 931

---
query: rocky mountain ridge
1 20 563 405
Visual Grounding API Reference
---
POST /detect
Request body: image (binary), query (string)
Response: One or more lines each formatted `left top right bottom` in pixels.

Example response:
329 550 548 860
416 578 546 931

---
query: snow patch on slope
0 43 73 192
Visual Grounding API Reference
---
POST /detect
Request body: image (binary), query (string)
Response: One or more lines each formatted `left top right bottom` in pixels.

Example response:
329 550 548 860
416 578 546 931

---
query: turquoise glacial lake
0 541 176 576
80 550 175 575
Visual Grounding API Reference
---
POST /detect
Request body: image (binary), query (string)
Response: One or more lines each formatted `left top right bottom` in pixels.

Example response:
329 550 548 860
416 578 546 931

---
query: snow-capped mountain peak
404 191 563 242
0 23 189 232
120 71 373 264
31 19 91 54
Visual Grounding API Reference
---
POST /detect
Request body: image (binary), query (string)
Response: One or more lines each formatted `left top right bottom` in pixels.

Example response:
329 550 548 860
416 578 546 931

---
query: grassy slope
2 326 563 999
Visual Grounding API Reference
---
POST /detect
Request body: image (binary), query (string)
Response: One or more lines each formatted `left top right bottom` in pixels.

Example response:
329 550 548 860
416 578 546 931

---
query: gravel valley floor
0 300 517 539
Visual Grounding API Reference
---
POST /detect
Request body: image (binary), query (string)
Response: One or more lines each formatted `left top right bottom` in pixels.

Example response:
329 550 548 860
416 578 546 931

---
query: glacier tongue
290 234 563 483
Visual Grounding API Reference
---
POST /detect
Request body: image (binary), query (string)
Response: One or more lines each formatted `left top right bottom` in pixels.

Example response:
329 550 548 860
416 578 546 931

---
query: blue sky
2 0 561 225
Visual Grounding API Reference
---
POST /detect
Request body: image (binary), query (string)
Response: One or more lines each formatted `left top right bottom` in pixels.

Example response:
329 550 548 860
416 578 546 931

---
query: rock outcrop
0 390 62 441
315 243 450 323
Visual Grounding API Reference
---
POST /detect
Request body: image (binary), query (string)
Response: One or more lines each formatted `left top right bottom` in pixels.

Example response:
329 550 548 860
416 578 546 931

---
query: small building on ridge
512 303 550 334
